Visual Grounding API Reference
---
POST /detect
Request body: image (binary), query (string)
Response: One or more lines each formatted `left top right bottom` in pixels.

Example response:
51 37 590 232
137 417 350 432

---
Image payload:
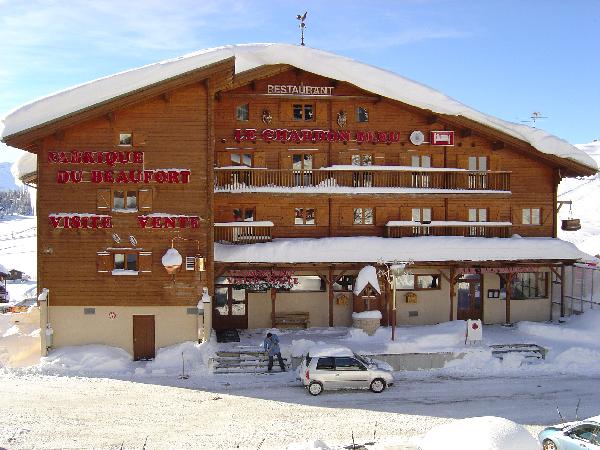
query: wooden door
133 315 155 360
353 286 385 324
457 275 483 320
212 285 248 330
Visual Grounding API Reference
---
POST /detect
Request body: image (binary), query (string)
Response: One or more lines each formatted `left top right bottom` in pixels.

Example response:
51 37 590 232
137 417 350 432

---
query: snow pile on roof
161 247 182 266
353 265 381 295
1 44 595 171
306 344 354 358
419 416 538 450
0 263 8 276
11 152 37 181
215 236 593 264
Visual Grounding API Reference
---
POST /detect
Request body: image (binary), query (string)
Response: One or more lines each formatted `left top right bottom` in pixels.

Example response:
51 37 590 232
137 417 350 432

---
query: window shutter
316 102 328 122
139 252 153 273
96 189 111 211
375 207 398 226
217 152 231 167
253 151 266 168
138 189 153 211
279 152 292 170
374 152 385 166
339 207 354 226
132 131 146 146
97 252 111 273
313 152 327 169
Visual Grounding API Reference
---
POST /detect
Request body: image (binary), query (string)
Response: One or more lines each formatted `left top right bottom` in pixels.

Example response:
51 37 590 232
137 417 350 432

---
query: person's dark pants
268 352 286 371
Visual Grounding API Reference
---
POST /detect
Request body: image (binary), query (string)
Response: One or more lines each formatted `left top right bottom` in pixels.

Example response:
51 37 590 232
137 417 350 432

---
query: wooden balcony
385 221 512 238
214 221 273 244
214 167 511 192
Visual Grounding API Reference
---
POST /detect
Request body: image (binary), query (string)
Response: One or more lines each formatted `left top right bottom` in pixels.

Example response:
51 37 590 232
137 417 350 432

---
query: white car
298 345 394 395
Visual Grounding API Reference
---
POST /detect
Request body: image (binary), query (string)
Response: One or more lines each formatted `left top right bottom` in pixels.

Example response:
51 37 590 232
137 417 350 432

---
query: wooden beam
437 269 451 283
328 266 334 327
449 267 455 321
550 266 562 281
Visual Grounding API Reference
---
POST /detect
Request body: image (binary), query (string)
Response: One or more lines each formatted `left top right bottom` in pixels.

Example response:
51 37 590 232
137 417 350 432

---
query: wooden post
270 287 276 328
505 273 514 325
560 265 565 318
449 267 455 321
328 266 334 327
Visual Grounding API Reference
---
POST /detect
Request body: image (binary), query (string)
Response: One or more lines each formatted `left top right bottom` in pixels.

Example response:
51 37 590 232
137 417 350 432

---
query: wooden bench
274 312 310 329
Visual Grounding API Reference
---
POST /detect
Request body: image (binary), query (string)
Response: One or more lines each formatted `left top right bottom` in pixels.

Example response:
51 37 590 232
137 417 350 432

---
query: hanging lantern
162 247 183 274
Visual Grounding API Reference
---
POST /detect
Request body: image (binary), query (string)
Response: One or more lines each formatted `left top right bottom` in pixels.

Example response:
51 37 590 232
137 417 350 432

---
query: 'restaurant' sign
430 131 454 146
267 84 334 95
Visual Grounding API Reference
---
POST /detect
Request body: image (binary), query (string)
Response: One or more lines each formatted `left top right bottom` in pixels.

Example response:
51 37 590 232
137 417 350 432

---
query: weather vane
296 11 307 46
521 111 548 128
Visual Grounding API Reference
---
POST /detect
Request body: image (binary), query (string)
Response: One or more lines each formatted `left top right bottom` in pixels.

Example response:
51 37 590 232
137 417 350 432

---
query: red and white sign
137 215 201 229
108 311 117 320
430 131 454 146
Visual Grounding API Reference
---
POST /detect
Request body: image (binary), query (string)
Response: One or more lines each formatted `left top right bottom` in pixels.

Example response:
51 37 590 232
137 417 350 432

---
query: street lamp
378 260 411 341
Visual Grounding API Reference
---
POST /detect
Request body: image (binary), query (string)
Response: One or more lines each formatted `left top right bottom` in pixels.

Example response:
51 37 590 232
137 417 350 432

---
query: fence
552 263 600 318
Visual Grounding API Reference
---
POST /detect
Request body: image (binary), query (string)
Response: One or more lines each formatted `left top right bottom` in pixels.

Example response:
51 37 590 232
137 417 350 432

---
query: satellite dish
410 130 425 146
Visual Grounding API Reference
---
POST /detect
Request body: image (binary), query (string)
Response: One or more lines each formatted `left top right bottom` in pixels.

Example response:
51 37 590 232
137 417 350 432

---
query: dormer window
236 104 249 121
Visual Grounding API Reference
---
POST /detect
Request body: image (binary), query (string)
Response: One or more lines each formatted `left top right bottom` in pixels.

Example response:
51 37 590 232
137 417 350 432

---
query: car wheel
308 381 323 396
370 378 386 393
542 439 558 450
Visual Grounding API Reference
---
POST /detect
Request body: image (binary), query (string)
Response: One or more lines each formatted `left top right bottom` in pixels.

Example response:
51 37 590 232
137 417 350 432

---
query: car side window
571 425 598 443
335 357 365 371
316 357 335 370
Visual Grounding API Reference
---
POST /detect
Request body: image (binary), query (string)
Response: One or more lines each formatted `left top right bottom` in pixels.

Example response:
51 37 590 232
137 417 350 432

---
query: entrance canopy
215 236 593 265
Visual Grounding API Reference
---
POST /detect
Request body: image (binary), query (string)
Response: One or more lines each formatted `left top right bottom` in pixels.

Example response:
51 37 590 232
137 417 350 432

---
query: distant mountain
0 162 19 191
558 141 600 256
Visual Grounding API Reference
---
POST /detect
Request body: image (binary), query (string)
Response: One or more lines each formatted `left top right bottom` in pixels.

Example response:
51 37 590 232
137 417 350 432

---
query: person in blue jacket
263 332 286 372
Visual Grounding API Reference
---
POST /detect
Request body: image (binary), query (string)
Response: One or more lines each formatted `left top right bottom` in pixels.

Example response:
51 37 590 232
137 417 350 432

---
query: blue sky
1 0 599 162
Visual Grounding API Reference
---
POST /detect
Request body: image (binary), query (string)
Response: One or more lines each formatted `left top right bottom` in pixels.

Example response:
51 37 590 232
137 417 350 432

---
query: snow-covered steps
490 344 547 362
211 350 291 374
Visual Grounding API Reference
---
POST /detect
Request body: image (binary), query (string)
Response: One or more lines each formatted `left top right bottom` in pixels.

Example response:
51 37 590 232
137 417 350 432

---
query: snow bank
40 345 134 375
216 235 593 264
419 416 538 450
0 308 41 368
2 44 595 171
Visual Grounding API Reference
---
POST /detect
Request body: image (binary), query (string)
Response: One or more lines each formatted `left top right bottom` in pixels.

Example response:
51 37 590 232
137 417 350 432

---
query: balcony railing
385 221 512 238
214 167 511 192
214 221 273 244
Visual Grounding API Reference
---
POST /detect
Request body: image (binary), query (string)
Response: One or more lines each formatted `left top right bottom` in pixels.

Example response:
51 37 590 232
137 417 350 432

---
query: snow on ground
558 141 600 256
0 214 36 279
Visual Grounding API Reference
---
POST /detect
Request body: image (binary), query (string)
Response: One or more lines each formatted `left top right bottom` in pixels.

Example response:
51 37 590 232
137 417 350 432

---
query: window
500 272 548 299
287 275 326 292
233 208 255 222
114 253 138 271
230 153 253 167
468 208 488 236
396 274 441 290
353 208 374 225
412 208 432 222
118 133 132 146
411 155 431 188
522 208 541 225
113 190 137 211
468 156 487 171
292 153 313 186
357 106 369 122
293 104 314 121
236 104 249 121
569 425 600 444
316 357 335 370
333 275 354 291
295 207 316 225
351 154 373 166
334 357 365 371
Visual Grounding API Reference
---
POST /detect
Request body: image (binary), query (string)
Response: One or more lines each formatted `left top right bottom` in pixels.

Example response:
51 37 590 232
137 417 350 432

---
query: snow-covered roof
215 236 593 264
1 44 595 172
0 263 8 276
353 265 381 295
11 152 37 181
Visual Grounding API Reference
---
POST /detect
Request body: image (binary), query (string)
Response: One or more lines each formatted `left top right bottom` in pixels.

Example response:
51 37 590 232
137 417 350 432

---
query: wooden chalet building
1 44 596 359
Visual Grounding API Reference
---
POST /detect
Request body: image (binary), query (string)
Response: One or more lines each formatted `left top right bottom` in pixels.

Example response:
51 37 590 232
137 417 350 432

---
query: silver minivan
298 345 394 395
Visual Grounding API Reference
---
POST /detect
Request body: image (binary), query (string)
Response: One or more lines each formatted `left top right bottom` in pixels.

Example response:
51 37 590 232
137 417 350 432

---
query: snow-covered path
1 372 598 450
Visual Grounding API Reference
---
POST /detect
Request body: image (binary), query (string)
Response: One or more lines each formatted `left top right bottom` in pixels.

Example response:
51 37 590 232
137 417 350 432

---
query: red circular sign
108 312 117 320
472 323 479 330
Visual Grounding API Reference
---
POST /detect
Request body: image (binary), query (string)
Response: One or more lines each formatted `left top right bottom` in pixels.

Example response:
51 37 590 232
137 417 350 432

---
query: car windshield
354 353 370 365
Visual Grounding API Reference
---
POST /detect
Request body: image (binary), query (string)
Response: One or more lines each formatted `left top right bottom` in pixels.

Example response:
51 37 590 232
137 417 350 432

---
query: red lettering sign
137 215 202 229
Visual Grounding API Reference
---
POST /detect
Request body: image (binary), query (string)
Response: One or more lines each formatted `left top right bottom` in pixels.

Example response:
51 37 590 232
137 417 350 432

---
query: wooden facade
2 53 593 356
